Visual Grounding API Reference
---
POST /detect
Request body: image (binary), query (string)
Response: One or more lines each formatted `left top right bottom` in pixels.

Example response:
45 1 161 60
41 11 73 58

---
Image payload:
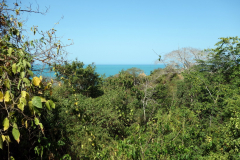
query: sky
7 0 240 64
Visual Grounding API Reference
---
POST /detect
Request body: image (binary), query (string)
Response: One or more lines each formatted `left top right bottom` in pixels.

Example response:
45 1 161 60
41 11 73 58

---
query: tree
1 0 73 76
199 37 240 81
53 60 103 98
0 16 55 160
157 47 207 70
0 1 78 159
120 67 144 85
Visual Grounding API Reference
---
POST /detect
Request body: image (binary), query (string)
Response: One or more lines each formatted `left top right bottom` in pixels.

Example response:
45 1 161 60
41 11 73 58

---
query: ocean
36 64 165 78
95 64 165 77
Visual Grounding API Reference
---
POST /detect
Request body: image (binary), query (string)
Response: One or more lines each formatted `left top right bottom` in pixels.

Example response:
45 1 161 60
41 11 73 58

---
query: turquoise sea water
95 64 164 77
36 64 165 78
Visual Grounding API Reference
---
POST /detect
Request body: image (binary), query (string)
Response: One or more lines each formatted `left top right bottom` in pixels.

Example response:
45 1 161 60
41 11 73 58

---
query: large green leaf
3 118 9 131
12 123 20 143
32 96 42 108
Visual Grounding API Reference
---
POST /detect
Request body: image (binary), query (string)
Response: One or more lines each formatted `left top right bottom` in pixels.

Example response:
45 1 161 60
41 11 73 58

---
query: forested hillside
1 1 240 160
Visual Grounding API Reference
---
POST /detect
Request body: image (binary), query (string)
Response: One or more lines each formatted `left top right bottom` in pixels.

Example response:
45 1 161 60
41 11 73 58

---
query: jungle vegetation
1 1 240 160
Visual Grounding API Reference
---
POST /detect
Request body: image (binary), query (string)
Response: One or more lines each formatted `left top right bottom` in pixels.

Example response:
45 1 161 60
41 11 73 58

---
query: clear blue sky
7 0 240 64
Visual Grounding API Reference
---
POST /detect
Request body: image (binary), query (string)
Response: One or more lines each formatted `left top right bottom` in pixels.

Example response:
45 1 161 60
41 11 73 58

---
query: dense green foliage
45 36 240 160
53 60 103 98
1 1 240 160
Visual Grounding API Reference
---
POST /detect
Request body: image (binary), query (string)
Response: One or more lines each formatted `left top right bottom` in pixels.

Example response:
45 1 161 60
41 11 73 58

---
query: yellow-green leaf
34 117 39 125
26 62 31 68
4 91 10 102
26 92 30 102
21 91 27 98
20 97 26 105
4 79 10 89
17 65 22 72
49 100 55 109
17 79 22 90
45 101 51 110
5 135 11 143
17 103 24 111
0 135 3 149
3 118 9 131
21 119 24 126
23 59 26 67
25 121 28 128
18 22 22 27
39 123 44 133
32 77 41 86
8 48 13 55
15 9 19 15
12 124 20 143
40 97 46 102
0 91 3 102
39 123 43 129
12 63 17 74
21 91 29 101
1 135 5 142
20 72 25 78
27 70 33 77
3 66 12 76
9 112 15 117
23 78 30 86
